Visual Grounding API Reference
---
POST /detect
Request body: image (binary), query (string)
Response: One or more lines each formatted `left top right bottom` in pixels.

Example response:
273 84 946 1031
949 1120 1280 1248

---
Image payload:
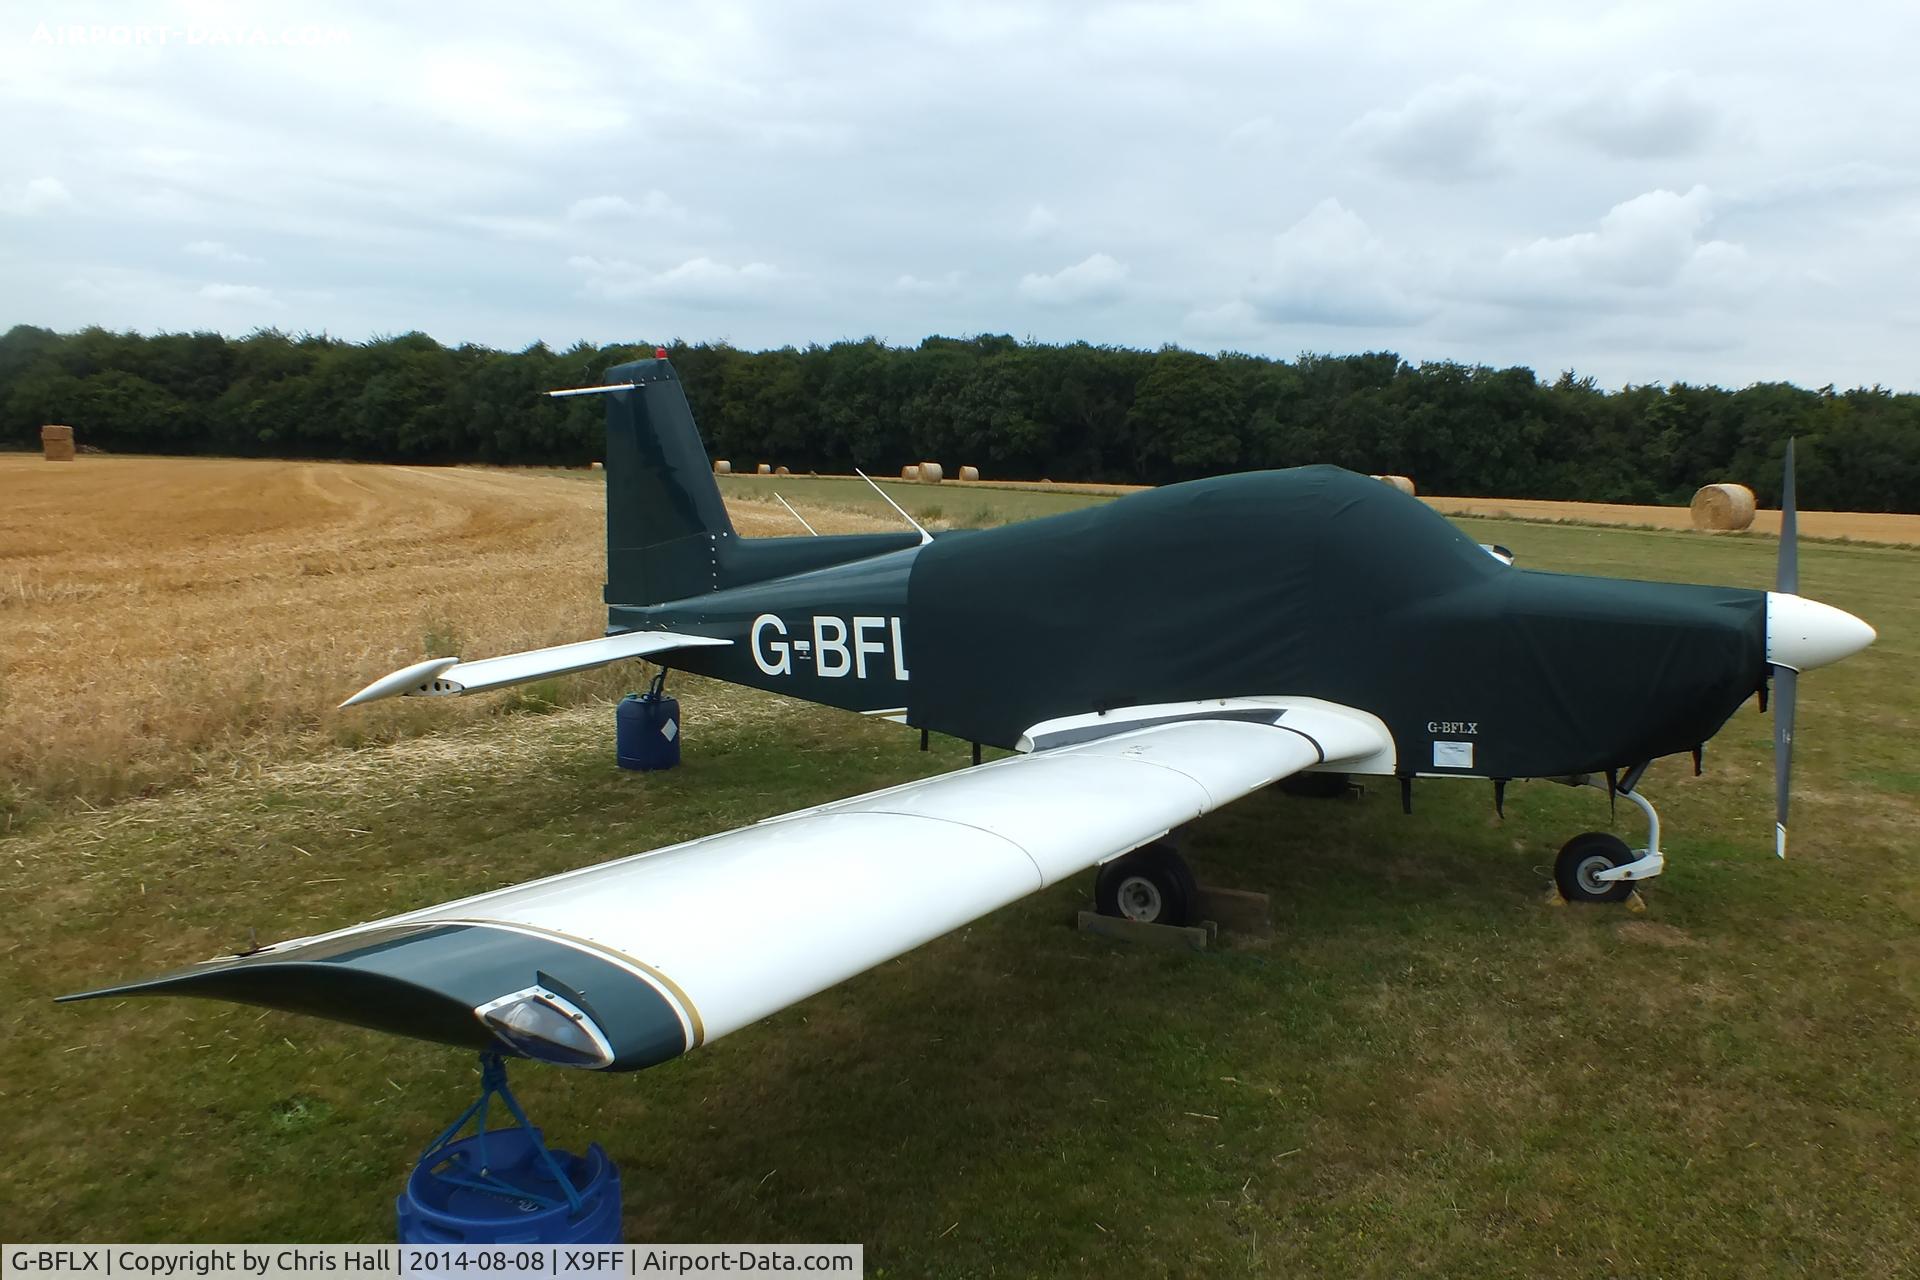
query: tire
1277 771 1351 799
1554 832 1636 904
1094 844 1200 926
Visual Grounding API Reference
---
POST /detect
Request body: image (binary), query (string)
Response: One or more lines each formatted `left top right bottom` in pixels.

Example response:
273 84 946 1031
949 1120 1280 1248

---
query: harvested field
735 473 1920 545
1423 494 1920 543
0 454 889 820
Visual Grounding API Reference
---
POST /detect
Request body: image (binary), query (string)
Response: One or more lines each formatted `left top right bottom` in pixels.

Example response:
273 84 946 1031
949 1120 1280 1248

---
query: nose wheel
1550 776 1667 904
1554 832 1637 904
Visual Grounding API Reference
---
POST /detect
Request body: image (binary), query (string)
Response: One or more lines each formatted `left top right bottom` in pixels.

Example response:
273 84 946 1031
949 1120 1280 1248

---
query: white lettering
813 616 851 677
890 617 910 680
852 616 887 679
750 614 790 676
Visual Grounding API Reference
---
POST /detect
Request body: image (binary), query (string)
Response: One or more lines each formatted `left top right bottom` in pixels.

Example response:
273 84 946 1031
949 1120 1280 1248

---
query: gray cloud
1557 73 1720 160
1345 78 1516 183
3 0 1918 389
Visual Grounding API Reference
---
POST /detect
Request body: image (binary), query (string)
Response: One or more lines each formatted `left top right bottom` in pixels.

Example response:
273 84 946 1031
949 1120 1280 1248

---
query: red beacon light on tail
655 347 668 359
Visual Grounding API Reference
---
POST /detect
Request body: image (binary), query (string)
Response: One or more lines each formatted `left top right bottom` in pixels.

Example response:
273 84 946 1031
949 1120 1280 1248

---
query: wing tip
340 656 462 708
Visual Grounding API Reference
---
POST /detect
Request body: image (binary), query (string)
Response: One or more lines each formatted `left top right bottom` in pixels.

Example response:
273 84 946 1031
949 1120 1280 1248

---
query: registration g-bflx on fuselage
64 355 1874 1076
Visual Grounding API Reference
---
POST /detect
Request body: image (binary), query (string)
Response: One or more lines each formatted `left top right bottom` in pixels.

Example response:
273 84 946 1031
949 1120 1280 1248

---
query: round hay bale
1372 474 1416 496
713 459 732 474
901 465 920 481
1690 483 1756 531
919 461 944 484
958 465 981 482
775 465 790 476
756 463 772 475
589 461 603 471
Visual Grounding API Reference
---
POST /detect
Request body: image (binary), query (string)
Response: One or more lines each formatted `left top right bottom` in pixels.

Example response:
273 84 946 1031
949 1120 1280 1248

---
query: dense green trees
4 323 1917 510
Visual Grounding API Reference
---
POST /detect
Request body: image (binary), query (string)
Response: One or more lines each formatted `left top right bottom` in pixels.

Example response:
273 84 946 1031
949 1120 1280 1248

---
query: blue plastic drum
617 693 681 771
396 1126 622 1244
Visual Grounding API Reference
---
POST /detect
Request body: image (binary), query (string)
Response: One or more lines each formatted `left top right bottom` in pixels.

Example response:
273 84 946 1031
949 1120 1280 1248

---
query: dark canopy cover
907 467 1765 778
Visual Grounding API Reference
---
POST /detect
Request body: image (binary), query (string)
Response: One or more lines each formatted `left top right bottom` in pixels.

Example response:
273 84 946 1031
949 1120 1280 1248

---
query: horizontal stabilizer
340 630 729 707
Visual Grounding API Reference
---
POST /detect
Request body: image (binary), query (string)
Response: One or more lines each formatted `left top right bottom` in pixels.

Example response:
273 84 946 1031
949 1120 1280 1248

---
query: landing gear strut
1094 840 1199 927
1551 776 1665 904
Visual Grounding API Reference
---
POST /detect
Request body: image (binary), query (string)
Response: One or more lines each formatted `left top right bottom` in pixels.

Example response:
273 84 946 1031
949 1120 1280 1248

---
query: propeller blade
1773 439 1799 859
1773 664 1796 858
1778 438 1798 596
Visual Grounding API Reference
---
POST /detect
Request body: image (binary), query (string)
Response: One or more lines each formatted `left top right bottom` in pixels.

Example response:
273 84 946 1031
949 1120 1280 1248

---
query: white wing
339 630 730 707
66 698 1391 1071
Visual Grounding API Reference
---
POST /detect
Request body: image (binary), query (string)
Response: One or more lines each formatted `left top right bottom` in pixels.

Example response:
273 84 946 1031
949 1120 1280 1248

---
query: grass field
2 457 1917 1273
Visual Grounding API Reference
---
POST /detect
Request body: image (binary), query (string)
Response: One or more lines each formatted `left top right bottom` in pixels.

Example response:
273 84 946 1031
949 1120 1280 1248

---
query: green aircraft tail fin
599 356 920 608
600 356 736 606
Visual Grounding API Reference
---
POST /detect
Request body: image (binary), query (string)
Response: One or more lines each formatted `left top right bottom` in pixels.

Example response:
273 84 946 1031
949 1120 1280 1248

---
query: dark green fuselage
618 468 1767 782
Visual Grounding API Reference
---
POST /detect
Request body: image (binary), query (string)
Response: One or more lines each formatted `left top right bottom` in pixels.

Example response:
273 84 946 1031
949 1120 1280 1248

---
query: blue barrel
616 693 681 771
396 1126 622 1243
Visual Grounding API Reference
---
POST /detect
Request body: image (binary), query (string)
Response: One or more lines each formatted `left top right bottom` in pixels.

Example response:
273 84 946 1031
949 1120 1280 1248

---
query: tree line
3 323 1917 510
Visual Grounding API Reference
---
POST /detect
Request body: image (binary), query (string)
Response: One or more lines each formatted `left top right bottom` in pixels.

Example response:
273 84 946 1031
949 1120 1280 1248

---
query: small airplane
65 354 1875 1076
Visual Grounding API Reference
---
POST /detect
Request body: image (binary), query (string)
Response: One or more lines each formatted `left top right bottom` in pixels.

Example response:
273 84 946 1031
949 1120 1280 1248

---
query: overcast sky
5 0 1919 389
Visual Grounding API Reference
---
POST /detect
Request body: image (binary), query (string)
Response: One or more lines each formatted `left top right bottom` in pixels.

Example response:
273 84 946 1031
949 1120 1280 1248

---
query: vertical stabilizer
597 355 926 613
602 357 735 606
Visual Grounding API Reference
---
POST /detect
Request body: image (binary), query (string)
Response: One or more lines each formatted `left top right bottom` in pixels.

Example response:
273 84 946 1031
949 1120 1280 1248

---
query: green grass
2 510 1917 1274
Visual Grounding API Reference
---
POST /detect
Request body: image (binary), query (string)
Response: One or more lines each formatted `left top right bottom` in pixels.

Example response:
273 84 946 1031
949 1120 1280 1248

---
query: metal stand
395 1053 622 1244
418 1054 584 1215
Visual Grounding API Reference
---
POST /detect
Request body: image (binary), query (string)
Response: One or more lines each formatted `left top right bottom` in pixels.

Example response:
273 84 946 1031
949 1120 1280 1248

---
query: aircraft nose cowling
1766 592 1876 671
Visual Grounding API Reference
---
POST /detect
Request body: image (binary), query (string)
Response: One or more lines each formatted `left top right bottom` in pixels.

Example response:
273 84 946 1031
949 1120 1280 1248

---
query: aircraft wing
339 630 730 707
63 698 1390 1072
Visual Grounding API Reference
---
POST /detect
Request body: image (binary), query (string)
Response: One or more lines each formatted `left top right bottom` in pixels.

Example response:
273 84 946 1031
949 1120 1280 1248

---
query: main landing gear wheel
1094 843 1199 926
1554 832 1636 904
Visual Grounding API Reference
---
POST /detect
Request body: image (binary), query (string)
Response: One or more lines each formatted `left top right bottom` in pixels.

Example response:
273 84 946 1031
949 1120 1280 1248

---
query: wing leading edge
64 698 1390 1071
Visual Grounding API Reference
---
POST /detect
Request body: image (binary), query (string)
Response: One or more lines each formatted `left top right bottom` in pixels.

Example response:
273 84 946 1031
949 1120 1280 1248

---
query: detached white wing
340 630 730 707
66 698 1391 1072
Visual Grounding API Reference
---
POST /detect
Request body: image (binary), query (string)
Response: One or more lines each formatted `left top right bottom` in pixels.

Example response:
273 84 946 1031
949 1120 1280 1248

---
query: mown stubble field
0 454 893 823
1 455 1916 1275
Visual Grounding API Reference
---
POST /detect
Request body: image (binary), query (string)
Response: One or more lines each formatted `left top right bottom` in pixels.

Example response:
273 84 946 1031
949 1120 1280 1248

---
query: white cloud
1018 253 1127 305
1225 115 1280 148
1489 186 1749 304
186 240 263 265
1559 74 1719 160
566 191 688 222
1 176 74 215
1346 78 1514 182
1182 299 1261 341
198 283 282 307
893 270 963 296
572 255 783 305
1021 203 1059 238
416 49 628 143
1244 199 1430 327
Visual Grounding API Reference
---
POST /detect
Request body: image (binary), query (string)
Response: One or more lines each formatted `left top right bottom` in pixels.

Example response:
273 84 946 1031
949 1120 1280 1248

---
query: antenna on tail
853 469 932 546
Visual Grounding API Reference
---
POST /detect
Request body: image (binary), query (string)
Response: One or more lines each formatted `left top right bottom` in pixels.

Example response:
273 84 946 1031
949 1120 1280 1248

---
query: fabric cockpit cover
905 466 1766 778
